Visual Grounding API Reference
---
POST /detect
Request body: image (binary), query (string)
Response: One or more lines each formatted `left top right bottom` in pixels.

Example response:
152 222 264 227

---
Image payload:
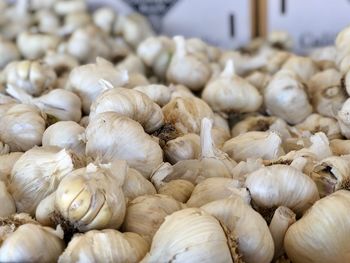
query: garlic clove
134 84 172 107
35 192 56 227
231 115 277 137
158 179 194 203
116 53 146 75
281 55 318 82
337 98 350 138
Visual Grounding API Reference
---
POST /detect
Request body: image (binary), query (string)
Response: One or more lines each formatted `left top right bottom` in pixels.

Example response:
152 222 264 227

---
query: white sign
266 0 350 53
87 0 253 49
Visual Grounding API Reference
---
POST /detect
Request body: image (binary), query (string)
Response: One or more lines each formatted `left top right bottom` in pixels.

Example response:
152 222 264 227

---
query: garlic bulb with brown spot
3 60 57 96
0 223 64 263
330 139 350 155
223 131 284 162
231 115 277 137
0 181 15 217
54 0 86 15
9 146 78 215
246 164 319 215
281 55 318 82
42 121 85 157
141 208 236 263
122 194 184 243
158 179 194 203
166 36 211 91
90 86 163 133
85 112 163 178
67 57 128 114
202 60 262 113
134 84 171 107
0 152 23 183
265 70 312 124
337 98 350 138
0 37 19 69
164 133 200 164
285 190 350 263
55 161 127 232
0 104 46 152
58 230 149 263
202 197 274 263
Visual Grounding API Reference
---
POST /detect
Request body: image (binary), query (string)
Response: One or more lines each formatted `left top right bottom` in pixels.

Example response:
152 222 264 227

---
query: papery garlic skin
58 230 149 263
202 197 274 263
164 133 200 164
0 104 46 152
158 179 194 203
42 121 85 156
85 112 163 178
141 208 234 263
0 223 64 263
55 161 126 231
0 152 23 183
246 165 319 214
0 181 16 217
122 194 184 243
9 146 76 215
285 190 350 263
90 87 164 133
134 84 171 107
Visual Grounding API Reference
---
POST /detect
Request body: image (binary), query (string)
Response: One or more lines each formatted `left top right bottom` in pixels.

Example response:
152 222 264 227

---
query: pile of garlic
1 0 350 262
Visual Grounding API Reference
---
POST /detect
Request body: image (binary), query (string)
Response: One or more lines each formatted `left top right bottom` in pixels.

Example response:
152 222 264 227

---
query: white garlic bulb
164 133 200 164
0 223 64 263
202 60 262 113
35 192 56 227
231 115 277 137
123 72 149 89
202 197 274 263
246 165 319 214
122 194 184 243
58 230 149 263
34 9 60 34
0 181 15 217
85 112 163 178
158 179 194 203
43 50 79 78
285 190 350 263
0 152 22 183
42 121 85 156
330 139 350 155
54 0 86 15
245 71 271 93
265 70 312 124
134 84 171 107
59 11 91 36
90 86 164 133
117 53 146 75
141 208 235 263
67 57 128 114
282 55 318 82
9 146 77 215
0 37 19 69
223 131 284 162
93 7 117 34
337 98 350 138
0 104 46 152
3 60 57 96
166 36 211 91
55 161 127 232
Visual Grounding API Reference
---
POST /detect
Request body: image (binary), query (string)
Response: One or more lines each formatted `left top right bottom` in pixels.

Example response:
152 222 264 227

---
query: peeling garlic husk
134 84 171 107
284 190 350 263
55 161 127 232
90 86 164 133
0 181 16 217
122 194 184 243
85 112 163 178
9 146 79 215
67 57 128 114
223 131 284 162
330 139 350 155
0 104 46 152
158 179 194 203
0 152 23 183
246 164 319 215
164 133 200 164
0 37 19 69
58 229 149 263
281 55 318 82
231 115 277 137
141 208 235 263
202 197 274 263
337 98 350 138
0 223 64 263
202 60 262 113
42 121 85 157
265 69 312 124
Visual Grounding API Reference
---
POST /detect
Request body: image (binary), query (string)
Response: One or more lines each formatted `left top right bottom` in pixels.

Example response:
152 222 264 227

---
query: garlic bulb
42 121 85 156
0 181 15 217
337 98 350 138
54 0 86 15
93 7 117 34
0 141 9 155
141 208 235 263
163 97 214 135
231 115 277 137
3 60 57 96
0 104 46 152
123 168 157 203
308 68 345 118
0 223 64 263
34 10 60 34
223 131 284 162
246 165 319 214
231 158 265 181
330 139 350 155
166 36 211 91
134 84 171 107
79 116 89 128
67 57 128 114
202 60 262 113
164 133 200 164
285 190 350 263
0 37 19 69
187 177 243 207
123 72 149 89
85 112 163 178
55 161 127 231
245 71 271 93
202 197 274 263
9 146 78 215
122 194 184 243
58 230 149 263
43 51 79 76
17 32 60 60
265 70 312 124
90 86 164 133
117 53 146 75
158 179 194 203
35 192 56 227
60 11 91 36
0 152 22 183
281 55 318 82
